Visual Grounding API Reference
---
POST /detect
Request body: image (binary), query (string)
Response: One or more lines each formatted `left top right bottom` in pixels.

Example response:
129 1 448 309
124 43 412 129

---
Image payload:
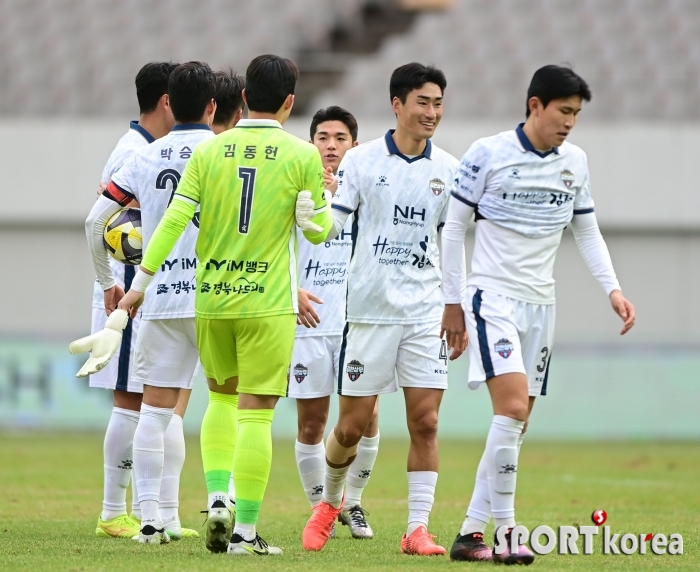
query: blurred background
1 0 698 439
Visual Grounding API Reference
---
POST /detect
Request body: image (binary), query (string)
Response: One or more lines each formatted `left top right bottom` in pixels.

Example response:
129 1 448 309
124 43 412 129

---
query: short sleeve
332 152 360 214
449 141 491 208
174 146 202 205
573 154 595 214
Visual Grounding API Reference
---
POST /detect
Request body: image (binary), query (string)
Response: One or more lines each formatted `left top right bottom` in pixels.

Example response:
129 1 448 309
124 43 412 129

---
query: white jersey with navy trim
332 130 459 325
111 124 214 320
296 216 352 338
449 124 595 304
92 121 155 309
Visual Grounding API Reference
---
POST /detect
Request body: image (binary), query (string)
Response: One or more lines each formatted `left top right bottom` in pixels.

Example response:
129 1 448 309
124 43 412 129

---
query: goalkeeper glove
295 190 330 234
69 309 129 377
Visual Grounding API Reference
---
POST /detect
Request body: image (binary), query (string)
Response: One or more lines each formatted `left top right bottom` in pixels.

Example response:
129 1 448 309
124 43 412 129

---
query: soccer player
212 71 246 135
90 61 178 539
301 63 459 555
292 106 379 539
117 54 333 556
87 62 220 543
441 65 636 565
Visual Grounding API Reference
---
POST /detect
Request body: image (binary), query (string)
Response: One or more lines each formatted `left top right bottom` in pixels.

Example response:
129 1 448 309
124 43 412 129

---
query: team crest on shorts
293 363 308 383
560 169 575 188
494 338 514 359
429 178 445 196
346 360 364 381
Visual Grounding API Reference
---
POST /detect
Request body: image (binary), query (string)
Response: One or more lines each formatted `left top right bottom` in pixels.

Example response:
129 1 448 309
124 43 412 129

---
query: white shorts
132 318 199 390
89 306 142 393
465 286 555 396
288 335 341 399
338 321 448 397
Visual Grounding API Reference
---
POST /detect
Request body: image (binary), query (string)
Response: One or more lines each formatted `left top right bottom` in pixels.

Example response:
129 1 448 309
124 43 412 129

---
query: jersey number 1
238 167 256 234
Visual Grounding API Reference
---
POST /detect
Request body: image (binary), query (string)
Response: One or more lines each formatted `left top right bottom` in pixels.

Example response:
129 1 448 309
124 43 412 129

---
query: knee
297 416 327 444
408 411 439 442
499 400 528 422
334 422 363 448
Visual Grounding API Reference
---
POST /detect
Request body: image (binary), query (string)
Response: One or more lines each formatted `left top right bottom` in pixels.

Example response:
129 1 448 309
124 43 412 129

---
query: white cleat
338 505 374 539
203 499 234 553
139 524 170 544
228 532 283 556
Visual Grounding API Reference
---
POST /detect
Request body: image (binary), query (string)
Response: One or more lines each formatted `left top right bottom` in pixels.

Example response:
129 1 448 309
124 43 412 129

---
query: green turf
0 433 697 570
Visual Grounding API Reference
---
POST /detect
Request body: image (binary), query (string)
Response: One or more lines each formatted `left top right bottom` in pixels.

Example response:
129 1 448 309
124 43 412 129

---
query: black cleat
450 532 493 562
492 528 535 565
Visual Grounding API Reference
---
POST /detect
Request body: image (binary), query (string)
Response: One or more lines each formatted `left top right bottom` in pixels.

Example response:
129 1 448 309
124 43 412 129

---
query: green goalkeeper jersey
141 118 332 319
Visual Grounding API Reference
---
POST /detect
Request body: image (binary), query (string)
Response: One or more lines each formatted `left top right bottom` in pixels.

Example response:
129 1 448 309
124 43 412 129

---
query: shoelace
347 506 370 528
200 501 231 526
253 533 269 550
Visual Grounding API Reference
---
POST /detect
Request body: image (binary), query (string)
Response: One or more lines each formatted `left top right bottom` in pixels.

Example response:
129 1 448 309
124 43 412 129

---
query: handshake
295 190 332 234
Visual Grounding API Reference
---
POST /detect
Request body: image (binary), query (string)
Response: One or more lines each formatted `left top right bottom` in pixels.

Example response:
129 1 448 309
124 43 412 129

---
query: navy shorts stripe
336 322 350 395
472 288 495 379
116 265 136 392
540 352 552 396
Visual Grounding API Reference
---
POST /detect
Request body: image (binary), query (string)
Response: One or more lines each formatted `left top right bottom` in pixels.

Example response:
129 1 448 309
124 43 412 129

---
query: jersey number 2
238 167 257 234
156 168 200 228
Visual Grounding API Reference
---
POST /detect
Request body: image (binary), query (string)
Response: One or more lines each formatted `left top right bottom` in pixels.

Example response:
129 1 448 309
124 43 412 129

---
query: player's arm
118 152 201 317
326 153 360 240
297 149 333 244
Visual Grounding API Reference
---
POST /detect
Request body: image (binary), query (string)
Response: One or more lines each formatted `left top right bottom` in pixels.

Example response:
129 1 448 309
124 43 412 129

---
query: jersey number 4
238 167 257 235
156 168 200 228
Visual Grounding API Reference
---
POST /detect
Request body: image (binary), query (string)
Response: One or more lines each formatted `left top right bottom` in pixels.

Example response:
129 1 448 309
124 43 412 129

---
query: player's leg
304 323 398 551
226 314 295 556
341 397 379 539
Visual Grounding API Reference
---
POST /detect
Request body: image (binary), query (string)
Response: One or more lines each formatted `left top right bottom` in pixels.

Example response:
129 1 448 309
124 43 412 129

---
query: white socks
407 471 437 535
346 432 380 507
102 407 139 521
486 415 524 530
295 440 325 507
133 403 174 527
160 414 186 525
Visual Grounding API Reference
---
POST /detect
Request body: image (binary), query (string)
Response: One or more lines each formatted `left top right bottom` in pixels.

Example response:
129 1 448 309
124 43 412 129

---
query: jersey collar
172 123 212 131
235 119 282 129
384 129 432 163
130 120 155 143
516 123 558 158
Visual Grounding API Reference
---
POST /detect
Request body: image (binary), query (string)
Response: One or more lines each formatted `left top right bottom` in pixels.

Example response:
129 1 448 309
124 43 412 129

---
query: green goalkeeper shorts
196 314 296 397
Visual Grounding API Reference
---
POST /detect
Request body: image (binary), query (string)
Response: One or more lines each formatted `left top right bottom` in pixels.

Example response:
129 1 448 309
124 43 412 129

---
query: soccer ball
103 208 142 265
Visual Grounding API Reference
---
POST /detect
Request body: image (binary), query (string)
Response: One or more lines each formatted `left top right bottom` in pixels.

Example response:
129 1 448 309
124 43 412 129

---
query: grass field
0 433 698 571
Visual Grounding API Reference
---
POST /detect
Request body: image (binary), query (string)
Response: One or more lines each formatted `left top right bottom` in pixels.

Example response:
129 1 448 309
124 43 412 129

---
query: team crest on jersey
494 338 514 359
293 363 308 383
346 360 364 381
560 170 575 188
429 178 445 196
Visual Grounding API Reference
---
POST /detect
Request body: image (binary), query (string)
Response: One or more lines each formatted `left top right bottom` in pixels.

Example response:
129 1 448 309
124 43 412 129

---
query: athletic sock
232 408 274 530
323 430 358 509
295 440 325 507
102 407 139 521
485 415 524 530
462 449 491 535
133 404 174 527
160 413 185 524
200 392 238 499
407 471 437 535
345 432 380 507
228 474 236 504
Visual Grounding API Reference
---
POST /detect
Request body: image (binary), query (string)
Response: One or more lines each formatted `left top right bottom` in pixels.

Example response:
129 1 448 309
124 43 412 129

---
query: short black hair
389 63 447 104
135 62 179 114
310 106 358 142
213 70 246 125
526 65 592 117
168 61 216 124
245 55 298 113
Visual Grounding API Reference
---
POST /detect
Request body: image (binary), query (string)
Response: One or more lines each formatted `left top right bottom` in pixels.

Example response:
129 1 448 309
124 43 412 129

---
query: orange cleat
302 499 343 551
400 526 447 556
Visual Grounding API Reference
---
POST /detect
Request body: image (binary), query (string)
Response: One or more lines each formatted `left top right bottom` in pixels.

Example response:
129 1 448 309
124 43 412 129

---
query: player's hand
118 289 145 320
98 181 107 196
441 303 468 360
103 284 125 316
296 190 323 233
69 309 129 377
323 166 338 195
610 290 635 335
298 288 323 328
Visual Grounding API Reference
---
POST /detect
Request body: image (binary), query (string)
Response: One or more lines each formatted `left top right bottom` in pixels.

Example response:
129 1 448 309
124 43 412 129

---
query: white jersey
450 125 595 304
296 216 352 338
92 121 155 309
111 124 214 320
333 131 458 325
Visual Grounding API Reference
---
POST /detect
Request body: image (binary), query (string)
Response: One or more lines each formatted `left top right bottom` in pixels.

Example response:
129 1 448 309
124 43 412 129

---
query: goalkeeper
116 54 332 556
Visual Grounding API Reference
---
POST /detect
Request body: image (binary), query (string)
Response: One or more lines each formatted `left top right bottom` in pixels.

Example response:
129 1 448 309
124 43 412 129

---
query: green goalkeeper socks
200 391 239 495
233 408 274 524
